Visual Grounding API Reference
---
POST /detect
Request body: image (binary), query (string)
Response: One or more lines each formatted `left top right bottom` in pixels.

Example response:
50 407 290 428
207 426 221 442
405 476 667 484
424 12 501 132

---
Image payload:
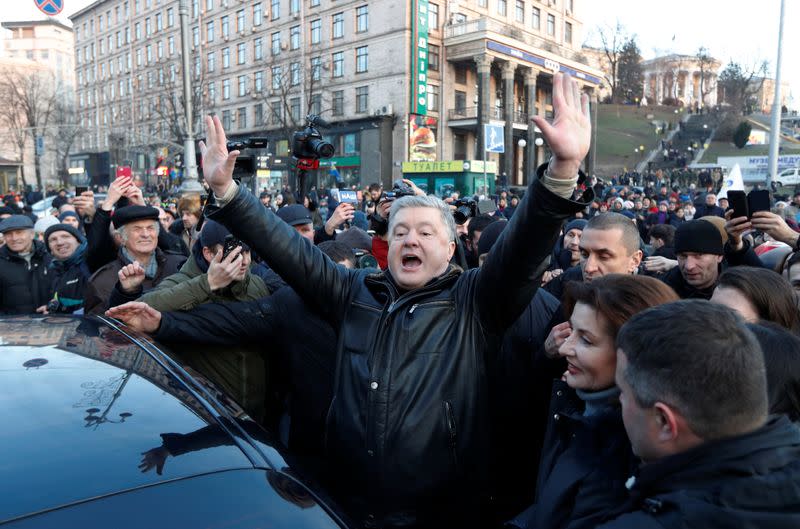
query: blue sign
35 135 45 156
34 0 64 16
484 124 504 153
486 40 603 85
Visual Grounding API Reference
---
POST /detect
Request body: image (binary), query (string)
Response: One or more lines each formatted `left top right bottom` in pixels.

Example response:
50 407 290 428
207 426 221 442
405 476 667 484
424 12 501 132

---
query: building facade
70 0 601 190
641 54 720 108
0 20 76 191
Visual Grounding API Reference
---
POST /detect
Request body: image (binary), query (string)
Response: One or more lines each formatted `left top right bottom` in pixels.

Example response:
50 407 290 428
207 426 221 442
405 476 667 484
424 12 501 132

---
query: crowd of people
2 73 800 528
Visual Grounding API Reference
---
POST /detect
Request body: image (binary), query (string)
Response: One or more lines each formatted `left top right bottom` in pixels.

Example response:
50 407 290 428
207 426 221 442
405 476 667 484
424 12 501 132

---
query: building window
222 15 229 37
167 7 174 26
310 0 320 6
332 51 344 77
311 57 321 81
356 5 368 33
310 93 321 115
290 0 299 15
206 0 213 11
208 51 215 72
564 21 572 43
271 0 280 20
272 66 282 89
237 10 245 32
547 14 555 36
156 13 163 31
222 78 231 99
271 100 282 124
255 103 264 126
332 90 344 115
515 0 524 22
222 110 231 130
428 3 439 29
254 37 263 60
207 20 215 41
290 62 300 85
531 7 540 29
238 106 248 129
271 32 281 55
254 70 263 92
238 75 247 96
145 17 152 36
497 0 507 16
356 86 368 113
455 90 467 112
168 35 175 54
356 46 368 73
237 42 246 64
253 3 263 26
427 84 439 111
310 19 321 44
290 26 300 50
332 12 343 39
222 47 230 68
290 97 301 121
428 44 440 71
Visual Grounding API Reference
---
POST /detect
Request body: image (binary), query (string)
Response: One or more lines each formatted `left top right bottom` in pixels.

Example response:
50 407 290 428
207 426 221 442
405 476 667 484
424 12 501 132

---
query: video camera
452 198 478 225
293 115 335 160
197 136 269 178
381 180 416 201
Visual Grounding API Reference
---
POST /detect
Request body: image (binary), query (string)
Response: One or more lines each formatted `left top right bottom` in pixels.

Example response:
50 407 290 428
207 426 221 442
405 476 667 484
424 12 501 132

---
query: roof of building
68 0 114 22
1 19 73 33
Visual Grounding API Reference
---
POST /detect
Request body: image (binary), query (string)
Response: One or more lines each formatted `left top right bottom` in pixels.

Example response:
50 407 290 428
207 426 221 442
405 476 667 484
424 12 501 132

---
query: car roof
0 315 299 524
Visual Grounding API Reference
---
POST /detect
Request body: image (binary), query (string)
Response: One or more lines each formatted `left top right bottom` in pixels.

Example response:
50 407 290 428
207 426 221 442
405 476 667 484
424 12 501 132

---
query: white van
775 167 800 187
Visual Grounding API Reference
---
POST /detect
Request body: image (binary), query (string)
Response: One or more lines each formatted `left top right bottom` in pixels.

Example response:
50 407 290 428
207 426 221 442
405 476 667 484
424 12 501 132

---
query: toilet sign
34 0 64 16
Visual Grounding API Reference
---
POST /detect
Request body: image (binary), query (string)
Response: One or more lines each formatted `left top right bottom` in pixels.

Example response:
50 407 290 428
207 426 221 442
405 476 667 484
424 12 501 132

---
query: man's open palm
198 115 240 196
531 72 591 178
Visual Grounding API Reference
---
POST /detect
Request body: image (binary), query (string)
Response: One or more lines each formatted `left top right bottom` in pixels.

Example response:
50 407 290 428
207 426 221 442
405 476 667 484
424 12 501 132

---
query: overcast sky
2 0 795 103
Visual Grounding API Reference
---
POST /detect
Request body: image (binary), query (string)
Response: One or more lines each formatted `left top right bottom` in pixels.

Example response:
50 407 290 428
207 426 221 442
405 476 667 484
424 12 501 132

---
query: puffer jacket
0 239 52 314
207 164 591 526
597 415 800 529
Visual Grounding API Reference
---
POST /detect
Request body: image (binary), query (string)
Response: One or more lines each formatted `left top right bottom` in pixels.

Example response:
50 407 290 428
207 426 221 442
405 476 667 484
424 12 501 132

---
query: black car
0 315 349 528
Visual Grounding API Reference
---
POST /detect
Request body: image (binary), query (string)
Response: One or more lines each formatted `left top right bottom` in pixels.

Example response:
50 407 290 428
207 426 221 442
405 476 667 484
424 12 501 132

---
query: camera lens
309 138 335 158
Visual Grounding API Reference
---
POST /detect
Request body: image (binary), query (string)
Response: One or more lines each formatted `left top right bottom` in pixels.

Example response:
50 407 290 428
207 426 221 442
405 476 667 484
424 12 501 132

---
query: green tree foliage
616 38 643 104
733 121 752 148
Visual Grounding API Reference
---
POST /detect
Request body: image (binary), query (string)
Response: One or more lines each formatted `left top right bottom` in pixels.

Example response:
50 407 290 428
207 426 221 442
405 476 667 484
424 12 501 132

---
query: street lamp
534 137 544 147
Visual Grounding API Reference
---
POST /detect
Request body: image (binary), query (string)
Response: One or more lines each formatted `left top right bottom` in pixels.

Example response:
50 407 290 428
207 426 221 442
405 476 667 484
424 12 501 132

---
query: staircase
646 114 716 172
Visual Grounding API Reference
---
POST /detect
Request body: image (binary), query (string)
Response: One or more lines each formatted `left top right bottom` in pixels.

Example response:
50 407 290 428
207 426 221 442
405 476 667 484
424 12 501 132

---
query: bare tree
0 67 59 189
49 101 84 186
718 60 769 115
695 47 719 106
596 22 630 103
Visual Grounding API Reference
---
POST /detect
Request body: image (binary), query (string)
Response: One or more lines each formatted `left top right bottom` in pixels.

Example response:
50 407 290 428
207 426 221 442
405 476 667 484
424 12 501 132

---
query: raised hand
206 247 244 291
73 190 96 220
124 184 145 206
139 446 170 475
105 301 162 334
325 202 356 235
118 261 146 294
102 176 133 211
751 211 799 247
531 72 591 180
198 115 240 197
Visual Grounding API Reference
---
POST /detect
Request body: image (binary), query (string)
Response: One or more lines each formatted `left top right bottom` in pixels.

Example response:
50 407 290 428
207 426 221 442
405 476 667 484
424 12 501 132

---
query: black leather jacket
207 165 590 525
0 239 52 314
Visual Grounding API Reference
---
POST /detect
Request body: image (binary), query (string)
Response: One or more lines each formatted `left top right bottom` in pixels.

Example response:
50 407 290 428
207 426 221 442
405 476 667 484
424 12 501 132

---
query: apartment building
70 0 600 189
0 20 76 190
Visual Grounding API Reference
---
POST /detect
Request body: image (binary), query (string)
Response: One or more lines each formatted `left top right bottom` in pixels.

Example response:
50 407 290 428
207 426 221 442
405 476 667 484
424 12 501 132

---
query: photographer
111 73 591 527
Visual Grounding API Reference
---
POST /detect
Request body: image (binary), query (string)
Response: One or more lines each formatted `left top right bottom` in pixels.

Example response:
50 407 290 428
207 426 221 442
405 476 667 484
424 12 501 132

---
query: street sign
484 124 505 153
34 0 63 16
35 135 45 156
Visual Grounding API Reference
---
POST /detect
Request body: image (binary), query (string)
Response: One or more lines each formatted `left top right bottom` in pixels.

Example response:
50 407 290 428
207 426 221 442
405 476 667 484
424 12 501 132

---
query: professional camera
382 180 416 201
354 249 379 270
292 115 335 160
452 198 478 225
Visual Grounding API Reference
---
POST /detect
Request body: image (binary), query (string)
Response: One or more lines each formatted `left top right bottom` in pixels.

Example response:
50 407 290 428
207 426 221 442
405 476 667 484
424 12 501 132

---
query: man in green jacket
119 219 271 420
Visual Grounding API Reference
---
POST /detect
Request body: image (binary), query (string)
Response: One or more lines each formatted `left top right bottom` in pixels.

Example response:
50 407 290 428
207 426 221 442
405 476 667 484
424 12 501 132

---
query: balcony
444 17 587 64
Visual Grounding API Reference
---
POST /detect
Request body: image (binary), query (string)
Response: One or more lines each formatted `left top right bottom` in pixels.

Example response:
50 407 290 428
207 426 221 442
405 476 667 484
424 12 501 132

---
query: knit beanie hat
34 215 60 234
336 226 373 251
564 219 587 234
44 223 86 251
477 219 508 256
674 219 724 255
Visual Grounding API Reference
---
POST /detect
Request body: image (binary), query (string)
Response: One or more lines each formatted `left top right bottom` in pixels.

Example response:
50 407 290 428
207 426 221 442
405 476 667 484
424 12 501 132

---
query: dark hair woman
509 274 679 529
711 266 800 333
747 322 800 423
